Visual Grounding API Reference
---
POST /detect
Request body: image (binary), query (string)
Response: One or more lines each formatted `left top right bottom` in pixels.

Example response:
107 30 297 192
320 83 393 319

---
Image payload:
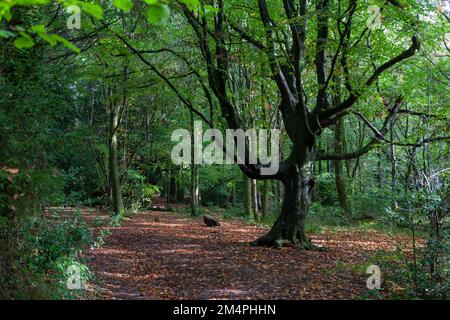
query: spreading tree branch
116 34 213 127
319 36 420 120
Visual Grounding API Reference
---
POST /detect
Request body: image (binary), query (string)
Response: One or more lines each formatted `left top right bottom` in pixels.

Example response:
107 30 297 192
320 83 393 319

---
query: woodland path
84 203 416 300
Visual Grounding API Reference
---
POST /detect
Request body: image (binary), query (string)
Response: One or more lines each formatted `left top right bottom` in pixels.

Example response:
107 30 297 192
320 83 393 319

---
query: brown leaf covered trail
84 206 417 300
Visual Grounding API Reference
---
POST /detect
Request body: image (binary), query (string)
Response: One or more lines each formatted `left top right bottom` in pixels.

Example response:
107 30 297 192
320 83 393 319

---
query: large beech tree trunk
251 134 317 249
252 162 313 248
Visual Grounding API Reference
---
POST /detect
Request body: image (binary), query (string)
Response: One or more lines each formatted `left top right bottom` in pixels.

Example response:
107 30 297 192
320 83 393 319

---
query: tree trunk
172 176 178 204
273 180 279 207
243 174 251 216
333 119 350 215
190 164 198 217
176 170 185 202
251 163 315 249
190 112 198 216
177 179 185 202
109 99 125 216
251 179 259 221
262 180 270 216
166 168 171 209
376 151 382 189
317 141 323 175
390 125 397 191
278 180 283 207
229 184 236 207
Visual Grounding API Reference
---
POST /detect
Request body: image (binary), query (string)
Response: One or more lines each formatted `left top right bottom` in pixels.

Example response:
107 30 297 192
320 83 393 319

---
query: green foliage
114 0 133 12
78 1 103 19
146 3 170 25
122 169 161 212
1 0 448 300
13 31 35 49
199 165 239 207
364 248 449 300
309 203 349 227
0 209 93 299
315 173 338 206
0 0 103 52
220 206 247 220
370 185 450 299
22 209 92 272
142 184 161 204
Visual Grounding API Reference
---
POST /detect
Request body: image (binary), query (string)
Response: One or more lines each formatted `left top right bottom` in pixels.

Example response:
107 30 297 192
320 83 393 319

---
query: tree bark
333 119 350 215
243 173 251 216
109 96 125 216
166 168 172 209
190 164 198 216
190 113 198 216
177 179 185 202
251 179 259 221
251 161 315 249
170 175 177 203
229 184 236 207
262 180 270 216
390 125 397 190
376 151 382 189
278 180 284 207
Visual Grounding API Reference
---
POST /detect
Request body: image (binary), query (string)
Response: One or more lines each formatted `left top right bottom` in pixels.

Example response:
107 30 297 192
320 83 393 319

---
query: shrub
122 169 160 211
0 208 93 299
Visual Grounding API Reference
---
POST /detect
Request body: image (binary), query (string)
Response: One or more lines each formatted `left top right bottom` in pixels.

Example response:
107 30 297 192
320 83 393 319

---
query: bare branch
116 34 213 127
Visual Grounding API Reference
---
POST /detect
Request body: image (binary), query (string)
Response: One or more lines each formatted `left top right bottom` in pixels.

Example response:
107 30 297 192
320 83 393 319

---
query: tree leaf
0 3 12 21
31 24 46 33
146 4 170 25
15 0 51 4
0 29 15 38
13 32 35 49
51 34 81 53
203 5 219 13
80 2 103 19
114 0 133 12
179 0 200 10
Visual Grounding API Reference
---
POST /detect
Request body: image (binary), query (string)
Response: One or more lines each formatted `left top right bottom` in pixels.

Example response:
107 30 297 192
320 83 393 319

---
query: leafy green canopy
0 0 213 50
